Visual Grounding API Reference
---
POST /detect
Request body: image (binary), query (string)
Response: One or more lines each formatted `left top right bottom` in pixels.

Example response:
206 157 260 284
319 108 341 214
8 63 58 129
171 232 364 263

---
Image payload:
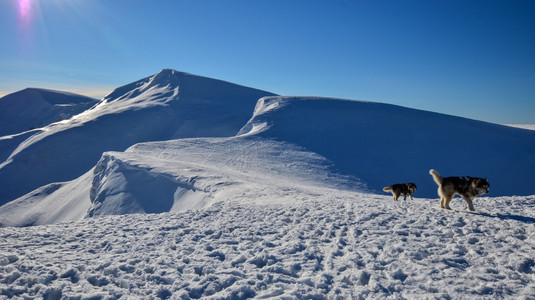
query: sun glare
17 0 33 26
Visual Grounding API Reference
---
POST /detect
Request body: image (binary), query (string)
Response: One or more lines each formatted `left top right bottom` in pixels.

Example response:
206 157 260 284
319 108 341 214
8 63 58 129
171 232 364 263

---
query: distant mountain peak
0 88 98 136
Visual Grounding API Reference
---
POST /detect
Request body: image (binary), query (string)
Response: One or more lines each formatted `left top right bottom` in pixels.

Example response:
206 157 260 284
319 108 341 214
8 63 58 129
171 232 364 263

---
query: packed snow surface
1 192 534 299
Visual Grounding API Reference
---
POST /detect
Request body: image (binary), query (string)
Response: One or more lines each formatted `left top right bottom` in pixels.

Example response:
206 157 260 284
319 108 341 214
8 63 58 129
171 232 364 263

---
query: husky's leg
464 197 475 211
444 195 453 210
439 187 446 208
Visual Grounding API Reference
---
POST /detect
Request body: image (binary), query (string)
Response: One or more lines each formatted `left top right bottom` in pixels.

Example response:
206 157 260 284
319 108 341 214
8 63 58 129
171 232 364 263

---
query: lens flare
18 0 33 26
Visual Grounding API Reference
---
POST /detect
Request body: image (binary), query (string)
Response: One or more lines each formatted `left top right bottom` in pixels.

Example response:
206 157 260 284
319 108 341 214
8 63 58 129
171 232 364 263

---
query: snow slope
0 88 98 137
1 192 534 299
0 69 276 205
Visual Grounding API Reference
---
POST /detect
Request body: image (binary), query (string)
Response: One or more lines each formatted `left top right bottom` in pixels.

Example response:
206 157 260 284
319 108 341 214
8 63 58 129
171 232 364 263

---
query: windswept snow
1 192 534 299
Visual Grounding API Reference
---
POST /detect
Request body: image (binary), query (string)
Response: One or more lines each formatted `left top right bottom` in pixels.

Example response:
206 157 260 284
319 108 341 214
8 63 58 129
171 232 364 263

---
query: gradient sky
1 0 534 124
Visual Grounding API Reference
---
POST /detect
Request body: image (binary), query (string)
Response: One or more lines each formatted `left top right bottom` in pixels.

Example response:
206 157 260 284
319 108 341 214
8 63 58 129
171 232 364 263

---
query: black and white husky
429 169 489 211
383 183 417 201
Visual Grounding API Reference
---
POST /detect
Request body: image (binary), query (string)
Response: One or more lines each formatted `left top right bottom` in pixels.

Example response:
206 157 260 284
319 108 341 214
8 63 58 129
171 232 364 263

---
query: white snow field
1 193 535 299
1 69 535 298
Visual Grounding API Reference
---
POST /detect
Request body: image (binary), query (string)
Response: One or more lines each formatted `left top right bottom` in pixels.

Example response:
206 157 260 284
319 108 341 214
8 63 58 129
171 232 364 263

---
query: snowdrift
0 135 358 226
0 69 276 205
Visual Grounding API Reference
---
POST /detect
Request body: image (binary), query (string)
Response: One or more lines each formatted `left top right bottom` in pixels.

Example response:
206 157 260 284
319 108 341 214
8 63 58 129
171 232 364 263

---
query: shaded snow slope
239 96 535 197
0 69 275 204
0 88 98 136
1 192 534 299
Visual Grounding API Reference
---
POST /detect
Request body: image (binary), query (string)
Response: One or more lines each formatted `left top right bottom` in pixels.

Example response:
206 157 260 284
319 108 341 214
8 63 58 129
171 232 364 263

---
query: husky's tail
383 186 393 192
429 169 443 185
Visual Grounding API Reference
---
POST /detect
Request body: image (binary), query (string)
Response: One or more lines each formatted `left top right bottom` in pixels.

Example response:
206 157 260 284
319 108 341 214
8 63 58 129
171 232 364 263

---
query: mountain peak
100 69 182 107
146 68 181 90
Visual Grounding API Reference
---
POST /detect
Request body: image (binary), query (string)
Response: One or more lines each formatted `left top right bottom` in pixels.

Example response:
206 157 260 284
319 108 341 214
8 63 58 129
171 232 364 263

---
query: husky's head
469 177 489 195
407 183 417 193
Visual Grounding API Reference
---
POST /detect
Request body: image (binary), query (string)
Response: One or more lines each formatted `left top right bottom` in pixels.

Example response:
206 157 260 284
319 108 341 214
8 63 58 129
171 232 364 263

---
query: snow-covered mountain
0 69 276 205
1 69 535 298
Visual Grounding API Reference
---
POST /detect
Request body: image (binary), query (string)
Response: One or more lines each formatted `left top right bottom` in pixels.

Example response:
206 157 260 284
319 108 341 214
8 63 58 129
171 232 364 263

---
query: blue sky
1 0 534 124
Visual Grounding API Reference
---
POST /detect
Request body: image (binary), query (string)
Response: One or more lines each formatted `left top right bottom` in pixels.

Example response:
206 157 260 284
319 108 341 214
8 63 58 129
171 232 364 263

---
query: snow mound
0 88 98 136
1 72 535 299
239 96 535 197
0 70 275 204
86 135 360 218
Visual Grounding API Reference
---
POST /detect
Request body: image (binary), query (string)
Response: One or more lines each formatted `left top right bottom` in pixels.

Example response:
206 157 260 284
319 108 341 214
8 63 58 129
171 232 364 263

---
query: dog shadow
474 212 535 224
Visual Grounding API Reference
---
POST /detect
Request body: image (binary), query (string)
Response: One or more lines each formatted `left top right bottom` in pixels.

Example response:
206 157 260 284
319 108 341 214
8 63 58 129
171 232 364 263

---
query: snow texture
1 193 535 299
